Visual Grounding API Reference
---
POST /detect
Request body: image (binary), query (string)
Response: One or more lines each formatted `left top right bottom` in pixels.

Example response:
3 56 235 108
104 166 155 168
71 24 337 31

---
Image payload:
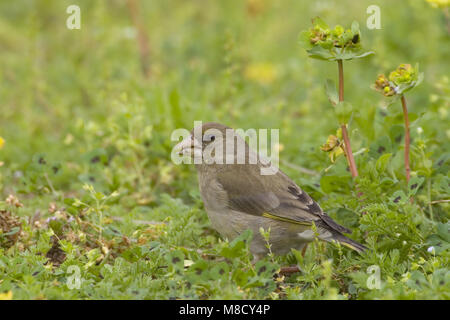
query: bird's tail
331 233 367 253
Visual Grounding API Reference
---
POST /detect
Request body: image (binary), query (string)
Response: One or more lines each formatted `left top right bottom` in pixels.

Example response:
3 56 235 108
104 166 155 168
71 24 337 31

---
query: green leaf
369 135 393 158
298 30 312 49
166 250 185 272
336 208 359 228
220 230 253 259
425 224 450 255
187 260 210 281
232 268 252 287
312 16 329 29
210 262 230 280
353 51 374 59
49 219 65 236
306 48 332 60
389 125 404 145
254 260 278 277
395 83 415 95
334 50 356 60
351 21 360 34
436 174 450 193
416 72 424 87
64 198 76 206
390 190 408 204
336 50 374 61
408 176 425 196
406 271 428 290
431 269 449 288
334 101 353 124
94 192 105 201
2 227 20 237
376 153 392 173
437 222 450 243
380 94 401 108
380 177 396 186
320 175 352 193
306 46 334 60
325 79 338 106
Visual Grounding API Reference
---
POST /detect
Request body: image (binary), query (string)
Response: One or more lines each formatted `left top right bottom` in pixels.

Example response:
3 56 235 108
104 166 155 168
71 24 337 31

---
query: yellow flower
0 136 5 149
321 135 340 152
389 64 416 85
426 0 450 8
374 74 395 96
0 291 13 300
274 143 284 153
246 0 266 16
244 62 277 85
321 129 345 163
328 145 344 163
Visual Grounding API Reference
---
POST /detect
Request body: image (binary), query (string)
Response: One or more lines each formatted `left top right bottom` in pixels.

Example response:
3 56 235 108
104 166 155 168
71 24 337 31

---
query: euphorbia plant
373 63 423 183
300 18 373 178
320 127 344 164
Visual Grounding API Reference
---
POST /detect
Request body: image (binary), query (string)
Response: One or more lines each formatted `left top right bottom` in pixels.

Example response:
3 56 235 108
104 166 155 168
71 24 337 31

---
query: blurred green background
0 0 449 300
1 0 448 176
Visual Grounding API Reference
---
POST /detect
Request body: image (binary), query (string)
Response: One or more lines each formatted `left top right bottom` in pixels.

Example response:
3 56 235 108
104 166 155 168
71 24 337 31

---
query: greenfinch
175 122 366 260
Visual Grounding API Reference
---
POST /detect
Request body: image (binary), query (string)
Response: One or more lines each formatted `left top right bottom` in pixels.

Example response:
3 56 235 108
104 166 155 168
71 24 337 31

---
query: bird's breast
198 175 228 211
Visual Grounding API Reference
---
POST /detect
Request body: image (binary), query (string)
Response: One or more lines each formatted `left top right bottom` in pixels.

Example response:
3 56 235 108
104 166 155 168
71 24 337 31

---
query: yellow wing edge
262 212 312 226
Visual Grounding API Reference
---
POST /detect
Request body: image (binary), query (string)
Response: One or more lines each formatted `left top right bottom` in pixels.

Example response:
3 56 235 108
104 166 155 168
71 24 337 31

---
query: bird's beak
174 134 202 157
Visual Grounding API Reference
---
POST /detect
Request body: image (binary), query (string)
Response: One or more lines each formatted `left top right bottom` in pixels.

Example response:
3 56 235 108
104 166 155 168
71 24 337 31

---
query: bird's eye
204 134 215 142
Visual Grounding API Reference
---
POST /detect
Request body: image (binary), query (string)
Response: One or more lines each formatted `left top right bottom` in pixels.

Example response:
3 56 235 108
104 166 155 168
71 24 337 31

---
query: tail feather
332 233 367 253
320 213 352 234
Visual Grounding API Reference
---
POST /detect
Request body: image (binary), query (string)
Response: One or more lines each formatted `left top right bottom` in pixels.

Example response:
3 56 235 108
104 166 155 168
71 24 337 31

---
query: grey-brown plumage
175 122 366 260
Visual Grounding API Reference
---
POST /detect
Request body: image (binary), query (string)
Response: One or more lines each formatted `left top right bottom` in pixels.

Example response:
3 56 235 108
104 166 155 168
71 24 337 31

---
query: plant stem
401 95 411 183
338 60 344 100
444 7 450 35
430 199 450 204
44 173 57 196
127 0 151 78
280 160 318 176
337 59 358 178
427 179 434 222
279 266 300 275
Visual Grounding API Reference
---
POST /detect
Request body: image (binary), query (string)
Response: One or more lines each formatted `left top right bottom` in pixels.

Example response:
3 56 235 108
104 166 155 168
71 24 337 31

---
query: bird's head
174 122 249 166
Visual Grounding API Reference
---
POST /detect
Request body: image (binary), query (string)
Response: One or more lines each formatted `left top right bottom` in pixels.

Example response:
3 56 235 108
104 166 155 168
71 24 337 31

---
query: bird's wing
216 165 351 234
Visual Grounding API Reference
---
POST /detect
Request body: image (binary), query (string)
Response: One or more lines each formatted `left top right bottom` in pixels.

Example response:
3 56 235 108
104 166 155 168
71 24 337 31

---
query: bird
175 122 366 261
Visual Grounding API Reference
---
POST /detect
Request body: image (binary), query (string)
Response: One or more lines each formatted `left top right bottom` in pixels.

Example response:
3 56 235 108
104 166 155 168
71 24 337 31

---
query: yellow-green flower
321 129 345 163
426 0 450 8
310 25 330 45
389 64 416 85
246 0 266 16
244 62 277 85
331 25 344 37
374 74 395 96
374 64 422 97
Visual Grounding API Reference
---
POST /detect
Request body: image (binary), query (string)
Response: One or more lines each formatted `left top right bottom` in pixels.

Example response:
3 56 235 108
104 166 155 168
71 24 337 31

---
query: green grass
0 0 449 300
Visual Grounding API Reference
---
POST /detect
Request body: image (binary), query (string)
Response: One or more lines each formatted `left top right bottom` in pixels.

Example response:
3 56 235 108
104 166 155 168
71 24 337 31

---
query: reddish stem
127 0 151 78
401 95 411 183
337 60 358 178
338 60 344 100
279 266 300 275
